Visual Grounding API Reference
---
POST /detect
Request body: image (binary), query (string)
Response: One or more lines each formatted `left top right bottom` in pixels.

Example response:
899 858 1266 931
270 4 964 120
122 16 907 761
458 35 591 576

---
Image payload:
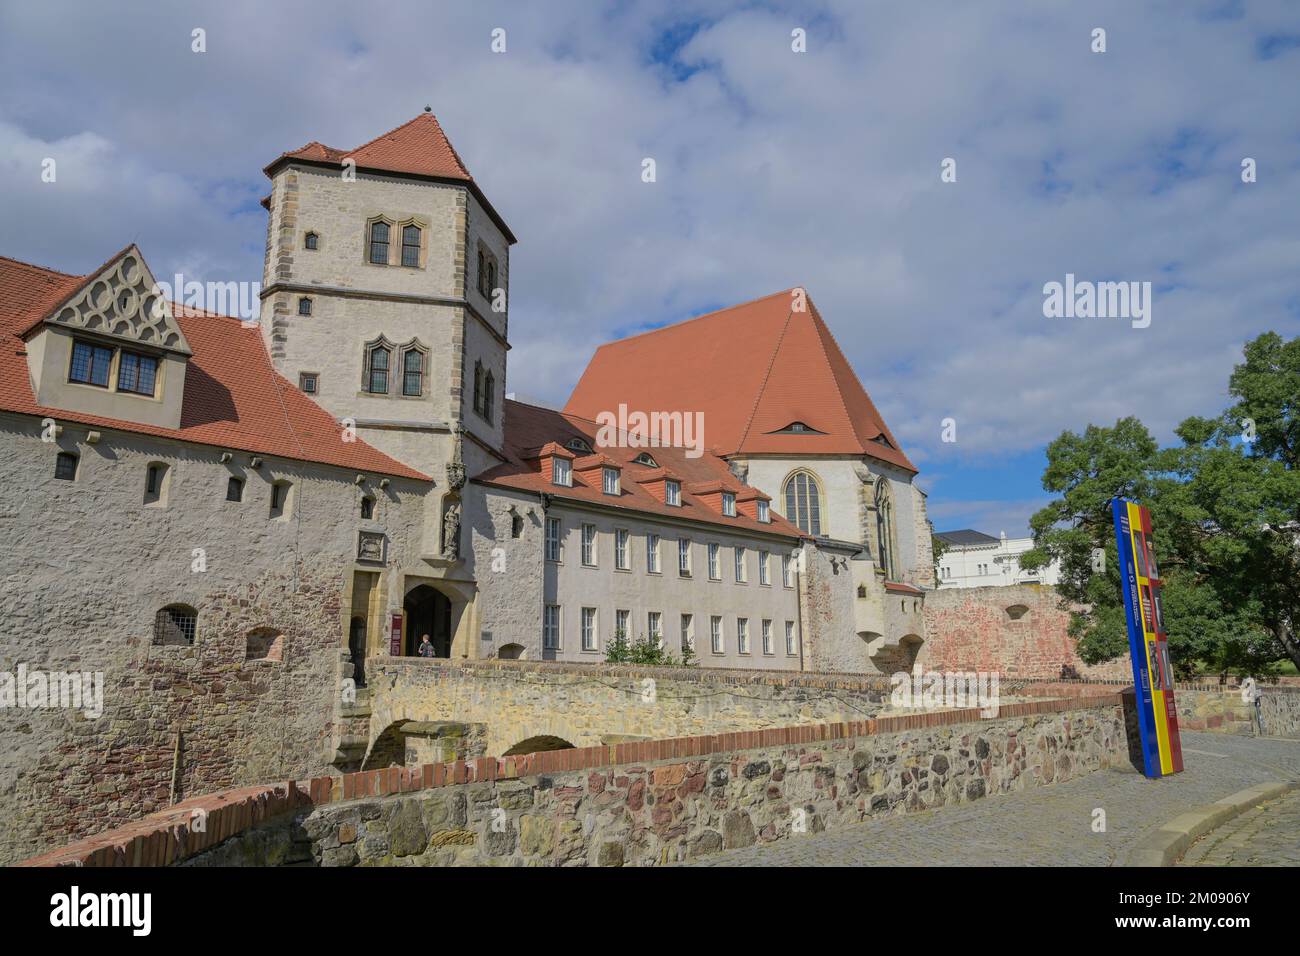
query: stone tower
258 112 517 559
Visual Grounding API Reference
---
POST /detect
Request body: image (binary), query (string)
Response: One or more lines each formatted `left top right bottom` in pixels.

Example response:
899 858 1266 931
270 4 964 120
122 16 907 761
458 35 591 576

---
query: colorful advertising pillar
1111 497 1184 778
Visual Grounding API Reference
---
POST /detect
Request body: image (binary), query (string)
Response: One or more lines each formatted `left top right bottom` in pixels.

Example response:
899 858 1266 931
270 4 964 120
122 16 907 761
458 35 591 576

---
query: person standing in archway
417 634 435 658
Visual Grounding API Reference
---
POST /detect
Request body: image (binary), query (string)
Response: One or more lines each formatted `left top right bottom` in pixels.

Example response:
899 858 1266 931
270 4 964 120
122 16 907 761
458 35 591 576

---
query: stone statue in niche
441 500 461 559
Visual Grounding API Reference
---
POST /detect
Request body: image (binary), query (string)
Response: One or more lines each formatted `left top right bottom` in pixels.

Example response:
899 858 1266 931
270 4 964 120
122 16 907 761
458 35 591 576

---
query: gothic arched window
875 479 897 580
368 220 391 265
400 341 427 397
401 224 421 267
364 339 392 394
783 470 823 536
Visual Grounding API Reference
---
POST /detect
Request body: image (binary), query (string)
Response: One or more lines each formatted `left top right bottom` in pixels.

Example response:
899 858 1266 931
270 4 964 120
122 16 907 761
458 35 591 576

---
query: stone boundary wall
1013 681 1300 738
20 692 1123 867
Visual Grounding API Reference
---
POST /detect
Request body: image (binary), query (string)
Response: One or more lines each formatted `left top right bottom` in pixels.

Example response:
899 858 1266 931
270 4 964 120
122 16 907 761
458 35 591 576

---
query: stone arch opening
497 643 525 660
403 583 455 658
1005 604 1030 621
244 627 283 662
502 735 576 756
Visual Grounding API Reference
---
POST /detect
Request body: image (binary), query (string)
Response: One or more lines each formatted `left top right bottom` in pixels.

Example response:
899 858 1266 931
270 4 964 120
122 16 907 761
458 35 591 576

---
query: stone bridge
352 659 897 769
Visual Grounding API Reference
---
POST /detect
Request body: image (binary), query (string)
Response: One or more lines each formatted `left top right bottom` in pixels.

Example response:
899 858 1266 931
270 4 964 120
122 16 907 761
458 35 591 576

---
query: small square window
299 373 318 395
298 297 312 316
226 476 244 502
304 232 319 250
54 452 78 481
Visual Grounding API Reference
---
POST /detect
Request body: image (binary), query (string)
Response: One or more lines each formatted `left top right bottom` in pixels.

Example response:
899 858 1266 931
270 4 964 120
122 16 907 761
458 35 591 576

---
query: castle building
0 112 933 861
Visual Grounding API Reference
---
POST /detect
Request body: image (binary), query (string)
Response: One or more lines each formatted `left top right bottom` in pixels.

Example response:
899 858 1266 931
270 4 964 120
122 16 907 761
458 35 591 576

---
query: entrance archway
404 584 453 657
502 735 576 756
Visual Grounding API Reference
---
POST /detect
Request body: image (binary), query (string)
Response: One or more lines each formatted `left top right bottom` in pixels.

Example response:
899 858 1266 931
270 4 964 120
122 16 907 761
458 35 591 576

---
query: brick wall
920 584 1131 680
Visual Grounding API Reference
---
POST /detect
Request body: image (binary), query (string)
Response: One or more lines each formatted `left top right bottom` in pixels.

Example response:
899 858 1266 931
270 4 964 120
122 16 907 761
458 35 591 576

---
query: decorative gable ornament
45 245 191 356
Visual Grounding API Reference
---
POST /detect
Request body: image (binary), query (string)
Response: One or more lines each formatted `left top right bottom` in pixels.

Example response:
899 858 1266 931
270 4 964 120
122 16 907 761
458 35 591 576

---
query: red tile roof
0 254 428 480
564 289 916 472
474 399 803 540
264 112 516 243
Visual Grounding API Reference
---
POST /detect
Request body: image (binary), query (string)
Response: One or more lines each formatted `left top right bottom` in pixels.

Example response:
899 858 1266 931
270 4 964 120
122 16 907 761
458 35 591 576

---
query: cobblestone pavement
1179 787 1300 866
681 732 1300 866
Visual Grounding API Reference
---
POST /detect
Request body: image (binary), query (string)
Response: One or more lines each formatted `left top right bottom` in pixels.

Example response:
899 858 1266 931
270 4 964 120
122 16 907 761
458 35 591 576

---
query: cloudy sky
2 0 1297 536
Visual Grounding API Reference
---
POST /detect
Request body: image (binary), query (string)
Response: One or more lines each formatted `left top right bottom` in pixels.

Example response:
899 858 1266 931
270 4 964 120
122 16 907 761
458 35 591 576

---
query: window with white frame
581 523 597 566
678 538 691 576
762 619 773 654
782 552 795 587
785 620 797 655
615 528 629 570
734 546 747 583
552 457 571 487
708 543 720 580
757 499 770 523
603 467 620 496
737 617 750 654
543 605 560 650
680 613 694 650
759 550 770 586
615 608 630 641
722 492 736 517
665 480 681 506
581 607 597 651
710 615 723 654
545 517 562 562
646 533 660 573
647 611 662 646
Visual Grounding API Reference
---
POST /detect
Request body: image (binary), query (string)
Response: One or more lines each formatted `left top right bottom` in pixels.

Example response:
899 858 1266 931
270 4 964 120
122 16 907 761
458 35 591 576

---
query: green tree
1021 332 1300 678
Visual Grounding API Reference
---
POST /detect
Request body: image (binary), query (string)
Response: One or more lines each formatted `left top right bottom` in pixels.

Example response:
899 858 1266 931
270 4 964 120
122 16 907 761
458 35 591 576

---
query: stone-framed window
783 469 823 536
360 495 375 520
226 476 244 502
69 340 112 388
143 462 169 506
117 349 159 397
476 244 500 299
54 451 79 482
400 341 427 397
304 231 319 251
367 219 392 265
269 480 292 520
511 512 524 538
299 372 319 395
298 297 312 316
154 604 197 646
874 478 897 580
474 361 496 422
401 224 421 267
363 338 393 394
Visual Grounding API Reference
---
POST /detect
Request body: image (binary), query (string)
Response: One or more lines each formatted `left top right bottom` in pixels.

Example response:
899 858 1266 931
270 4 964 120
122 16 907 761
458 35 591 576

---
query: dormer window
69 341 113 388
602 467 620 496
757 500 770 523
304 232 319 250
722 492 736 517
633 452 658 468
299 372 318 395
566 437 592 454
552 457 572 487
665 479 681 506
298 297 312 316
116 350 158 397
769 421 826 435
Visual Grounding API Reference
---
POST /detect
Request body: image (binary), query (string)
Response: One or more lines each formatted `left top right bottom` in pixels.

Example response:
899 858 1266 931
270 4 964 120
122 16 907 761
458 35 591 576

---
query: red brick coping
20 692 1123 868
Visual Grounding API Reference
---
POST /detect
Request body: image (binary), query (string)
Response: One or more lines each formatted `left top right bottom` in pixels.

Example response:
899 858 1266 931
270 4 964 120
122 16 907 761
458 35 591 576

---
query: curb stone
1123 779 1300 867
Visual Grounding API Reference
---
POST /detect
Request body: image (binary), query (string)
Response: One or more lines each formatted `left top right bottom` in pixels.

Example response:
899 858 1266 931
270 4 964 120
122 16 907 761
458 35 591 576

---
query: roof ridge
0 254 82 279
593 287 800 352
734 301 795 452
345 114 429 156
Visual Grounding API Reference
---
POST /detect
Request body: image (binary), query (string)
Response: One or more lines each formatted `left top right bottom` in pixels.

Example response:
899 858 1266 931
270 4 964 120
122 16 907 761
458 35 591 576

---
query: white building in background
934 529 1061 589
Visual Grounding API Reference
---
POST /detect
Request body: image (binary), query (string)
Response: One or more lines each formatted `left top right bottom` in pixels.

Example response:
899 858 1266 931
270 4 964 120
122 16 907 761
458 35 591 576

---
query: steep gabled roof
264 112 515 243
474 399 803 540
564 289 916 471
0 254 428 480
